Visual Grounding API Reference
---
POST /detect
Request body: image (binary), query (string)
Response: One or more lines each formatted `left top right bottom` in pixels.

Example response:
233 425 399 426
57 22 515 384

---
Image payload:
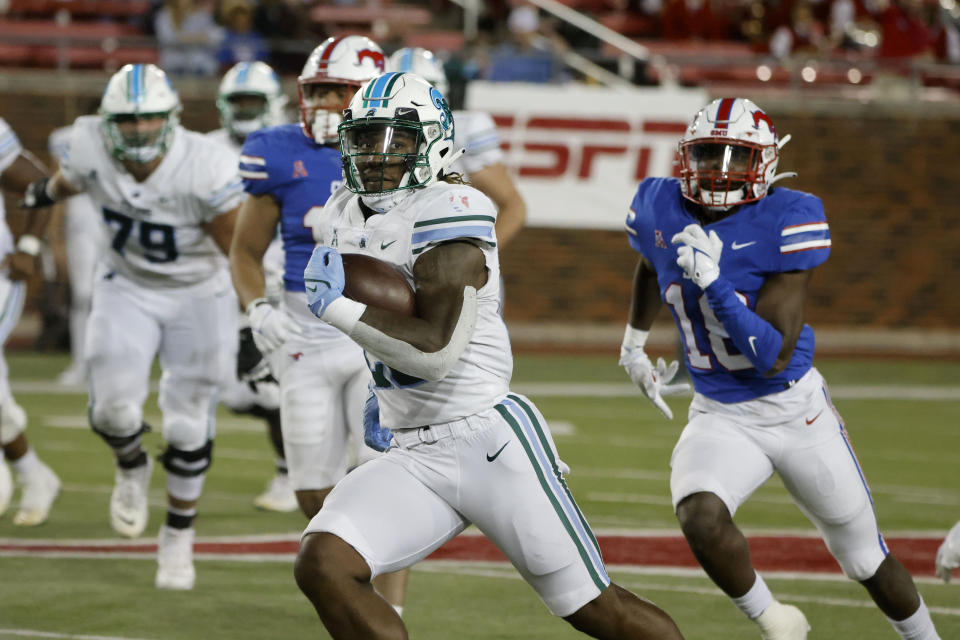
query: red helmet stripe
714 98 735 129
318 36 345 67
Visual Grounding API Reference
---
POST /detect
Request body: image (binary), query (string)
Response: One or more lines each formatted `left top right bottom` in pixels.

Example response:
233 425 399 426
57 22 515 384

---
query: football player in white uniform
207 61 297 513
388 46 527 248
230 35 409 613
293 72 685 639
0 117 61 527
21 64 243 590
48 122 104 387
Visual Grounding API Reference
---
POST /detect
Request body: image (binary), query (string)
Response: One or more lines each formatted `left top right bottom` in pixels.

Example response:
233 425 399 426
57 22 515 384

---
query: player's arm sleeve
409 188 497 256
778 195 831 271
0 118 23 175
456 112 504 174
201 147 245 221
55 120 93 191
625 180 652 258
238 130 279 197
702 199 829 374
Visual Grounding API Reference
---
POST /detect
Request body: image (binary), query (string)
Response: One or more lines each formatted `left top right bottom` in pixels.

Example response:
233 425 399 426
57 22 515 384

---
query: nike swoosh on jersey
805 410 823 425
381 240 397 250
731 241 757 250
748 335 758 356
306 284 317 292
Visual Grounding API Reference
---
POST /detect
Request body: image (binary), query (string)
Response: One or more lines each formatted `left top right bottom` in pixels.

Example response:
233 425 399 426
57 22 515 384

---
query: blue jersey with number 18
239 124 343 292
626 177 831 403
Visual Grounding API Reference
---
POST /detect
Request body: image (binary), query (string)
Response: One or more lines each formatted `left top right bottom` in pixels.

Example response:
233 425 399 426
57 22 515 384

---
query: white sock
732 572 774 620
391 604 403 618
888 597 940 640
10 448 41 477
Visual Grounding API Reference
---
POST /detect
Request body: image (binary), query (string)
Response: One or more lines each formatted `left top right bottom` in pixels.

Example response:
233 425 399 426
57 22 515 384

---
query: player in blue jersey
621 98 941 640
229 35 408 614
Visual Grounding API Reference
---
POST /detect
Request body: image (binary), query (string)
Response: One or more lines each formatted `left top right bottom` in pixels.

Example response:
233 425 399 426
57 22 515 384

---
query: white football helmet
217 61 287 143
387 47 449 96
298 35 386 144
99 63 181 163
339 72 456 198
678 97 795 209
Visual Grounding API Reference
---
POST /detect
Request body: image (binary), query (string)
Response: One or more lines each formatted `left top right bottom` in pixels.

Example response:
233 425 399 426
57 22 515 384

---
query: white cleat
13 461 61 527
756 601 810 640
253 472 298 513
0 458 14 518
156 525 196 590
110 457 153 538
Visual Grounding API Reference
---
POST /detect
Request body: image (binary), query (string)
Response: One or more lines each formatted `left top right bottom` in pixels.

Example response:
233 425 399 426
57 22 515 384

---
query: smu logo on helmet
752 110 776 134
357 49 386 72
429 86 453 139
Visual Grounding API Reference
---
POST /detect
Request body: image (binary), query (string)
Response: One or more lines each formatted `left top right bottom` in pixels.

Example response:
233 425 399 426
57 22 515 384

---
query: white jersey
449 110 504 177
60 116 243 289
0 118 21 256
319 181 512 429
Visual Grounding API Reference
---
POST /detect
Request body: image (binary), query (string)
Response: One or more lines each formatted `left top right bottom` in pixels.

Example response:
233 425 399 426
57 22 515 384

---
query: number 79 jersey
627 177 831 403
59 116 243 289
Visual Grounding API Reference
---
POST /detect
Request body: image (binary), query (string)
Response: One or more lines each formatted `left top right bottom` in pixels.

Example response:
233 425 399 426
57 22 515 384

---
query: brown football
342 253 416 316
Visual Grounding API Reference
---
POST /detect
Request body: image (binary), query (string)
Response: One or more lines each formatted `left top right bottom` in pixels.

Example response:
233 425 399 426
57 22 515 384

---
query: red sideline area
0 535 941 575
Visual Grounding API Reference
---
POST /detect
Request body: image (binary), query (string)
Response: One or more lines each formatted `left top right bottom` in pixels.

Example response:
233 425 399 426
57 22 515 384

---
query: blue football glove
303 245 345 319
362 385 394 452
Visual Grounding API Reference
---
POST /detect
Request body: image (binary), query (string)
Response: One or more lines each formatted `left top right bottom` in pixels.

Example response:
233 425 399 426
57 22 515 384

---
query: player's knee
677 491 733 545
89 401 143 445
295 533 359 599
159 439 213 479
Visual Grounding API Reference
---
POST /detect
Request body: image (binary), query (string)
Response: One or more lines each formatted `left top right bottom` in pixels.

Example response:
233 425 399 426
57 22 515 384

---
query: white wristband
622 324 650 351
322 296 367 334
16 234 41 257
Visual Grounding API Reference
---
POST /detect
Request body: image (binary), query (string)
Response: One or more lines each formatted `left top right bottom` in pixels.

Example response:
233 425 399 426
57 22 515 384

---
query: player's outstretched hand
619 349 689 420
672 224 722 289
20 177 56 210
935 520 960 583
362 385 393 452
304 245 345 319
246 298 303 355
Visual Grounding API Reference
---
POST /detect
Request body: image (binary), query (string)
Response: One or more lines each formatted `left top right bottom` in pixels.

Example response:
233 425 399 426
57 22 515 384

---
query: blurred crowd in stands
1 0 957 86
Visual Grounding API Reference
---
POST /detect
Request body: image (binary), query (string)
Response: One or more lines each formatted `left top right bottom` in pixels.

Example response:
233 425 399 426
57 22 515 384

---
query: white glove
246 298 304 354
935 520 960 583
619 325 690 420
672 224 723 289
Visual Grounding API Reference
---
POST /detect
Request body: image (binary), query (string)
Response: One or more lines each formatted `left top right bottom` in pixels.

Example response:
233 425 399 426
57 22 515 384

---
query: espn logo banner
466 82 708 230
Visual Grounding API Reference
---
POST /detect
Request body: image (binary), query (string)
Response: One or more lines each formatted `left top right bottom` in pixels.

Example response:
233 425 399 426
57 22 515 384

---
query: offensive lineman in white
388 46 526 249
21 64 243 590
0 117 61 526
293 72 685 639
206 61 297 513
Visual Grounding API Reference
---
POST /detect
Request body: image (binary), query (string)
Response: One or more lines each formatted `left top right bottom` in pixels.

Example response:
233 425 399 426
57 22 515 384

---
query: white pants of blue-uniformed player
670 367 888 580
304 393 610 617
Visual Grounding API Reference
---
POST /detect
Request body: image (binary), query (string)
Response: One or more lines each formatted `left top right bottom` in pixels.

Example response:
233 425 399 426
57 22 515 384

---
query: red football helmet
298 35 385 144
678 97 795 209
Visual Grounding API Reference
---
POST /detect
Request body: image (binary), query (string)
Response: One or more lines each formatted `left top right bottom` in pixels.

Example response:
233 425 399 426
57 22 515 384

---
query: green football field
0 353 958 639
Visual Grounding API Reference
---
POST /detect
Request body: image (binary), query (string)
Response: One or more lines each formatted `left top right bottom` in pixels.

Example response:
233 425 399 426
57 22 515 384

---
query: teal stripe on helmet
363 71 400 109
